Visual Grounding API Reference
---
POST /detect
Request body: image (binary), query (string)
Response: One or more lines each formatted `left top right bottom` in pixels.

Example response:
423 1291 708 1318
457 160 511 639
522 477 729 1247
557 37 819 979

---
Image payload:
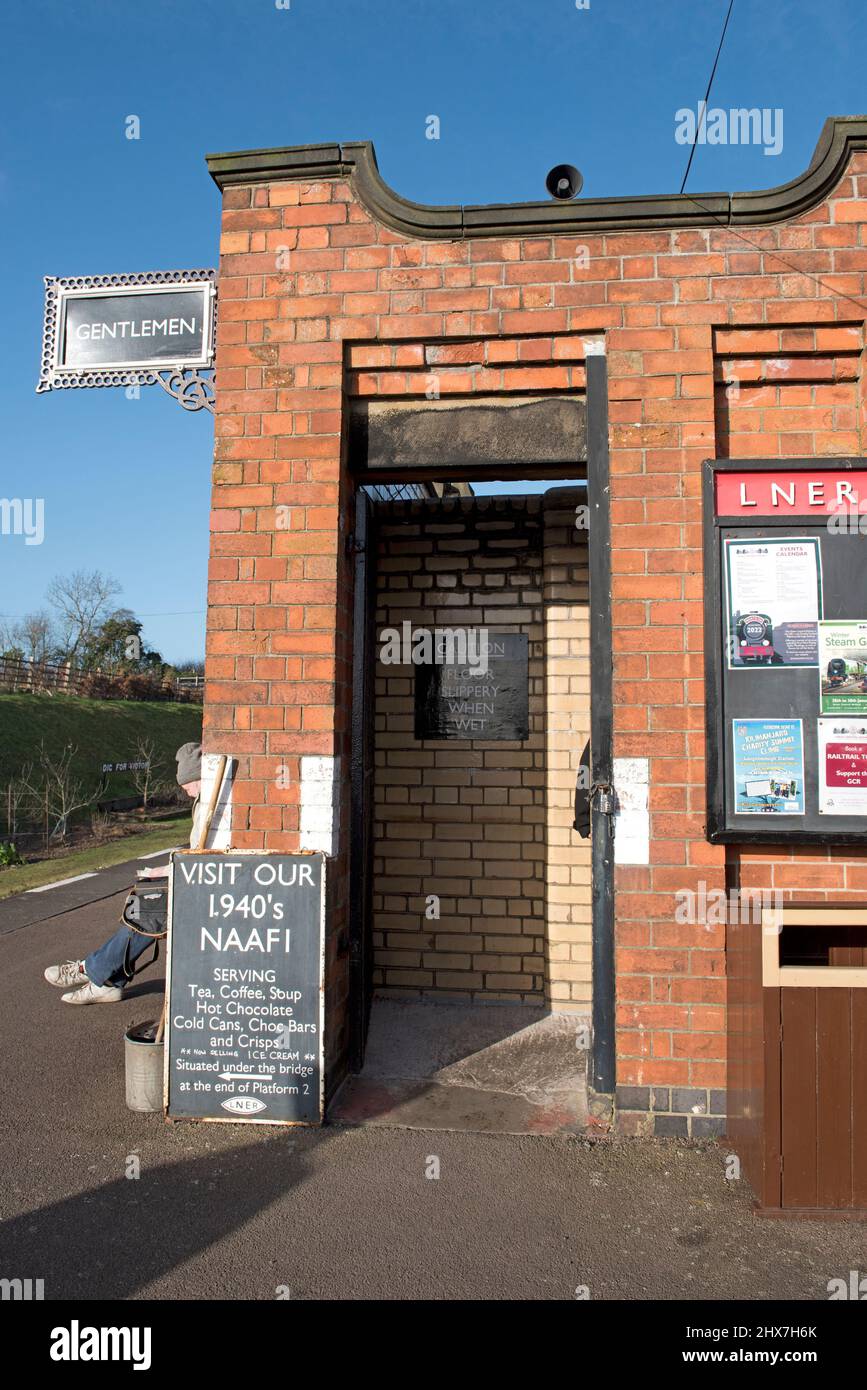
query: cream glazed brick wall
542 490 592 1009
372 495 546 1001
371 492 592 1008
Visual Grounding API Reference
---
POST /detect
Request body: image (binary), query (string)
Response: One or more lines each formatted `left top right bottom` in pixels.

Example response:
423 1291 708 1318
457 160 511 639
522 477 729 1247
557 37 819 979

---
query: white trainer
44 960 89 989
61 979 124 1005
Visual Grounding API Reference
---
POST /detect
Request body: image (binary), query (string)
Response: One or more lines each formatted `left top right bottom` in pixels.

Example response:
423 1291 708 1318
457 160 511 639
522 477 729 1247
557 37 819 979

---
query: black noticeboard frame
164 850 326 1126
704 456 867 845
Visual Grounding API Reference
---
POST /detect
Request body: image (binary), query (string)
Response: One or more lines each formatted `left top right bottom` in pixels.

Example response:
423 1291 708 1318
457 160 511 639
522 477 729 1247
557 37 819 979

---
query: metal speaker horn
545 164 583 201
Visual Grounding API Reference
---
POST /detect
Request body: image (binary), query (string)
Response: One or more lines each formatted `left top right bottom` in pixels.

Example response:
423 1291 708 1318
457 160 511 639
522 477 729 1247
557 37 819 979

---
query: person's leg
84 926 154 988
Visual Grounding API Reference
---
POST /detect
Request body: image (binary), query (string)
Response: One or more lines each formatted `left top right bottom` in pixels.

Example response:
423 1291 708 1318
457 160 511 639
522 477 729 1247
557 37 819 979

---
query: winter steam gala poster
818 620 867 713
731 719 805 814
724 537 821 669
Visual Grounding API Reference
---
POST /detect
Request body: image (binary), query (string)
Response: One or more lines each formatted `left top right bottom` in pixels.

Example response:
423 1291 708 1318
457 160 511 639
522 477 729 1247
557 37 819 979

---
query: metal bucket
124 1021 164 1113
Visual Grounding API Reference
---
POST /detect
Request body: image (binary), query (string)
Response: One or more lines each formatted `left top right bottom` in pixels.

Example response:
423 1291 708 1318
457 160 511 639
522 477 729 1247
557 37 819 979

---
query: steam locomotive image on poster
826 657 849 687
734 610 776 664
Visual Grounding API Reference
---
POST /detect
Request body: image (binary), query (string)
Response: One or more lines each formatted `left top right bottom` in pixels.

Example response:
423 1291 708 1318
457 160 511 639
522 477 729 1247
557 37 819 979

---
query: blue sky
1 0 865 661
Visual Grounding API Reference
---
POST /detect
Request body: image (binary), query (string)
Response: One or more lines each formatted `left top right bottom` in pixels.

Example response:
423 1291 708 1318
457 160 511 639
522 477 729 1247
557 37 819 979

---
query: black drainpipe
586 353 616 1096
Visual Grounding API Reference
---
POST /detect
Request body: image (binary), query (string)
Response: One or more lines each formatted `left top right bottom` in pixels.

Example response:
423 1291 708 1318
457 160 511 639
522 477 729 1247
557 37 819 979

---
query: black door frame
586 354 616 1095
348 487 376 1072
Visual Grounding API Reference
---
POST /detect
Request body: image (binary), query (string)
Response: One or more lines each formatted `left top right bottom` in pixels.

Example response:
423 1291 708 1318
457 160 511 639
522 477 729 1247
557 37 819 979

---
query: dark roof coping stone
205 116 867 239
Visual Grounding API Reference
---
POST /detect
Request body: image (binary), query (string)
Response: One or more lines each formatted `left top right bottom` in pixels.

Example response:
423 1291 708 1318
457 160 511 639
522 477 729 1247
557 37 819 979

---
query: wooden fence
0 656 203 702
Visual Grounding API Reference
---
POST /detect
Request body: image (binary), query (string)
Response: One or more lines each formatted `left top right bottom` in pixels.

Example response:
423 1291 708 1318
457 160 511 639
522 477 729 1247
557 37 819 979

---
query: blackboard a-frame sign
704 457 867 845
165 851 325 1125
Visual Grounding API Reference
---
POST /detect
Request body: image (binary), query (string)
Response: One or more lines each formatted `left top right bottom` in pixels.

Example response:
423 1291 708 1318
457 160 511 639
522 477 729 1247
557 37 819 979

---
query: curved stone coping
206 117 867 240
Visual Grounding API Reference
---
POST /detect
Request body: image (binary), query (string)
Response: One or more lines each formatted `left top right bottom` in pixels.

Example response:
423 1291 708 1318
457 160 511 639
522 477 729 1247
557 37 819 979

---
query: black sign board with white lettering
61 288 209 369
165 852 325 1125
414 632 529 740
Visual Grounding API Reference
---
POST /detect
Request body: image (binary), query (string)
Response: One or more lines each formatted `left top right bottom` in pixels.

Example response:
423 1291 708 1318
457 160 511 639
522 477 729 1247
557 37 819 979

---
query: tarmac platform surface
1 873 866 1301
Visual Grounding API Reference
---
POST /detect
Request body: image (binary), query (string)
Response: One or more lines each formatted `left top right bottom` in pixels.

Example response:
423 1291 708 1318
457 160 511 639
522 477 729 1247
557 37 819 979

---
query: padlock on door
593 784 617 816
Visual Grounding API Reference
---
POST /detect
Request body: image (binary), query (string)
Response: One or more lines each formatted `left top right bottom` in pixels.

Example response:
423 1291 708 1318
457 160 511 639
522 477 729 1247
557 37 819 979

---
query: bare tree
13 611 56 665
46 570 121 667
0 615 18 654
22 743 99 844
3 764 33 838
129 737 162 811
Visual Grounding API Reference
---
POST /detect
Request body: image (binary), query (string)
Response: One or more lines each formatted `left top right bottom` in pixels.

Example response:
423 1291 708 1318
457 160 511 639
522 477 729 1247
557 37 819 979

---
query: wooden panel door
780 987 867 1210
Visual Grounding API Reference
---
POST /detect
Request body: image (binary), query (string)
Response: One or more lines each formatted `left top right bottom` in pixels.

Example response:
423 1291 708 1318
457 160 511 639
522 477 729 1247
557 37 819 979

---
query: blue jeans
85 926 156 988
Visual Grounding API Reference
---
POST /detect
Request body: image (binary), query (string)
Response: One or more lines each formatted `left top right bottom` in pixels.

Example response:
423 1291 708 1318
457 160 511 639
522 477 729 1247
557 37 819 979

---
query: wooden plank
775 966 867 988
816 989 852 1209
727 915 754 1183
762 989 782 1208
774 907 867 926
781 988 817 1209
829 927 867 967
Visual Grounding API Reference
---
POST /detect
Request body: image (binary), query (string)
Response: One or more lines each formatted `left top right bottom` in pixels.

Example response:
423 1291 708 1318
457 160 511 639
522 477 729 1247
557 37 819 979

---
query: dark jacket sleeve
573 739 591 837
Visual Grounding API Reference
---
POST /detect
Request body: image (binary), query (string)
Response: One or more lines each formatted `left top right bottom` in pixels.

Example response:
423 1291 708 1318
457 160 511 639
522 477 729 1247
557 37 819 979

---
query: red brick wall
207 154 867 1097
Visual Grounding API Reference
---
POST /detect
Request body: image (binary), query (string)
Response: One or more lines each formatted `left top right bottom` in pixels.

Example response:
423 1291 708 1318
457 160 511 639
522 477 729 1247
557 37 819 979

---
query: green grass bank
0 693 203 802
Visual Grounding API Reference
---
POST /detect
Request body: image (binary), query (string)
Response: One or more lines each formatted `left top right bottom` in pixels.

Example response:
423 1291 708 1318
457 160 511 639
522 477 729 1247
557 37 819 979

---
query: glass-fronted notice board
704 458 867 843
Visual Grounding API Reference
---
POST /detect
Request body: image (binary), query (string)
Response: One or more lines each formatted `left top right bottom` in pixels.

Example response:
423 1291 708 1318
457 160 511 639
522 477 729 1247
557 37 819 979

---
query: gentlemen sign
37 270 216 410
62 289 209 368
415 632 530 740
165 852 325 1125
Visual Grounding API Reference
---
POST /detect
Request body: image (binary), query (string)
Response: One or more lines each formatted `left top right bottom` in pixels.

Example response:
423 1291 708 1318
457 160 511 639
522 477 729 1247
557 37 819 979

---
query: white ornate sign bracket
36 269 217 415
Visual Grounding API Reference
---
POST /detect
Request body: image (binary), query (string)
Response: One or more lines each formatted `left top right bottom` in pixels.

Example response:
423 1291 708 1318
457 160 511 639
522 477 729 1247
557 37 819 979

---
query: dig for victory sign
165 852 325 1125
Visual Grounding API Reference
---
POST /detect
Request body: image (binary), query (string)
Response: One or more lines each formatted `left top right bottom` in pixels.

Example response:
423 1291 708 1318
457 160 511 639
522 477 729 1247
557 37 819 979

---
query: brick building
202 116 867 1137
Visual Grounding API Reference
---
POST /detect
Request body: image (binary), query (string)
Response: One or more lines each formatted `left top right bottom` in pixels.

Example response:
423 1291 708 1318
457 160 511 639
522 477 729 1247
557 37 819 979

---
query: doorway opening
335 483 595 1132
336 363 614 1131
